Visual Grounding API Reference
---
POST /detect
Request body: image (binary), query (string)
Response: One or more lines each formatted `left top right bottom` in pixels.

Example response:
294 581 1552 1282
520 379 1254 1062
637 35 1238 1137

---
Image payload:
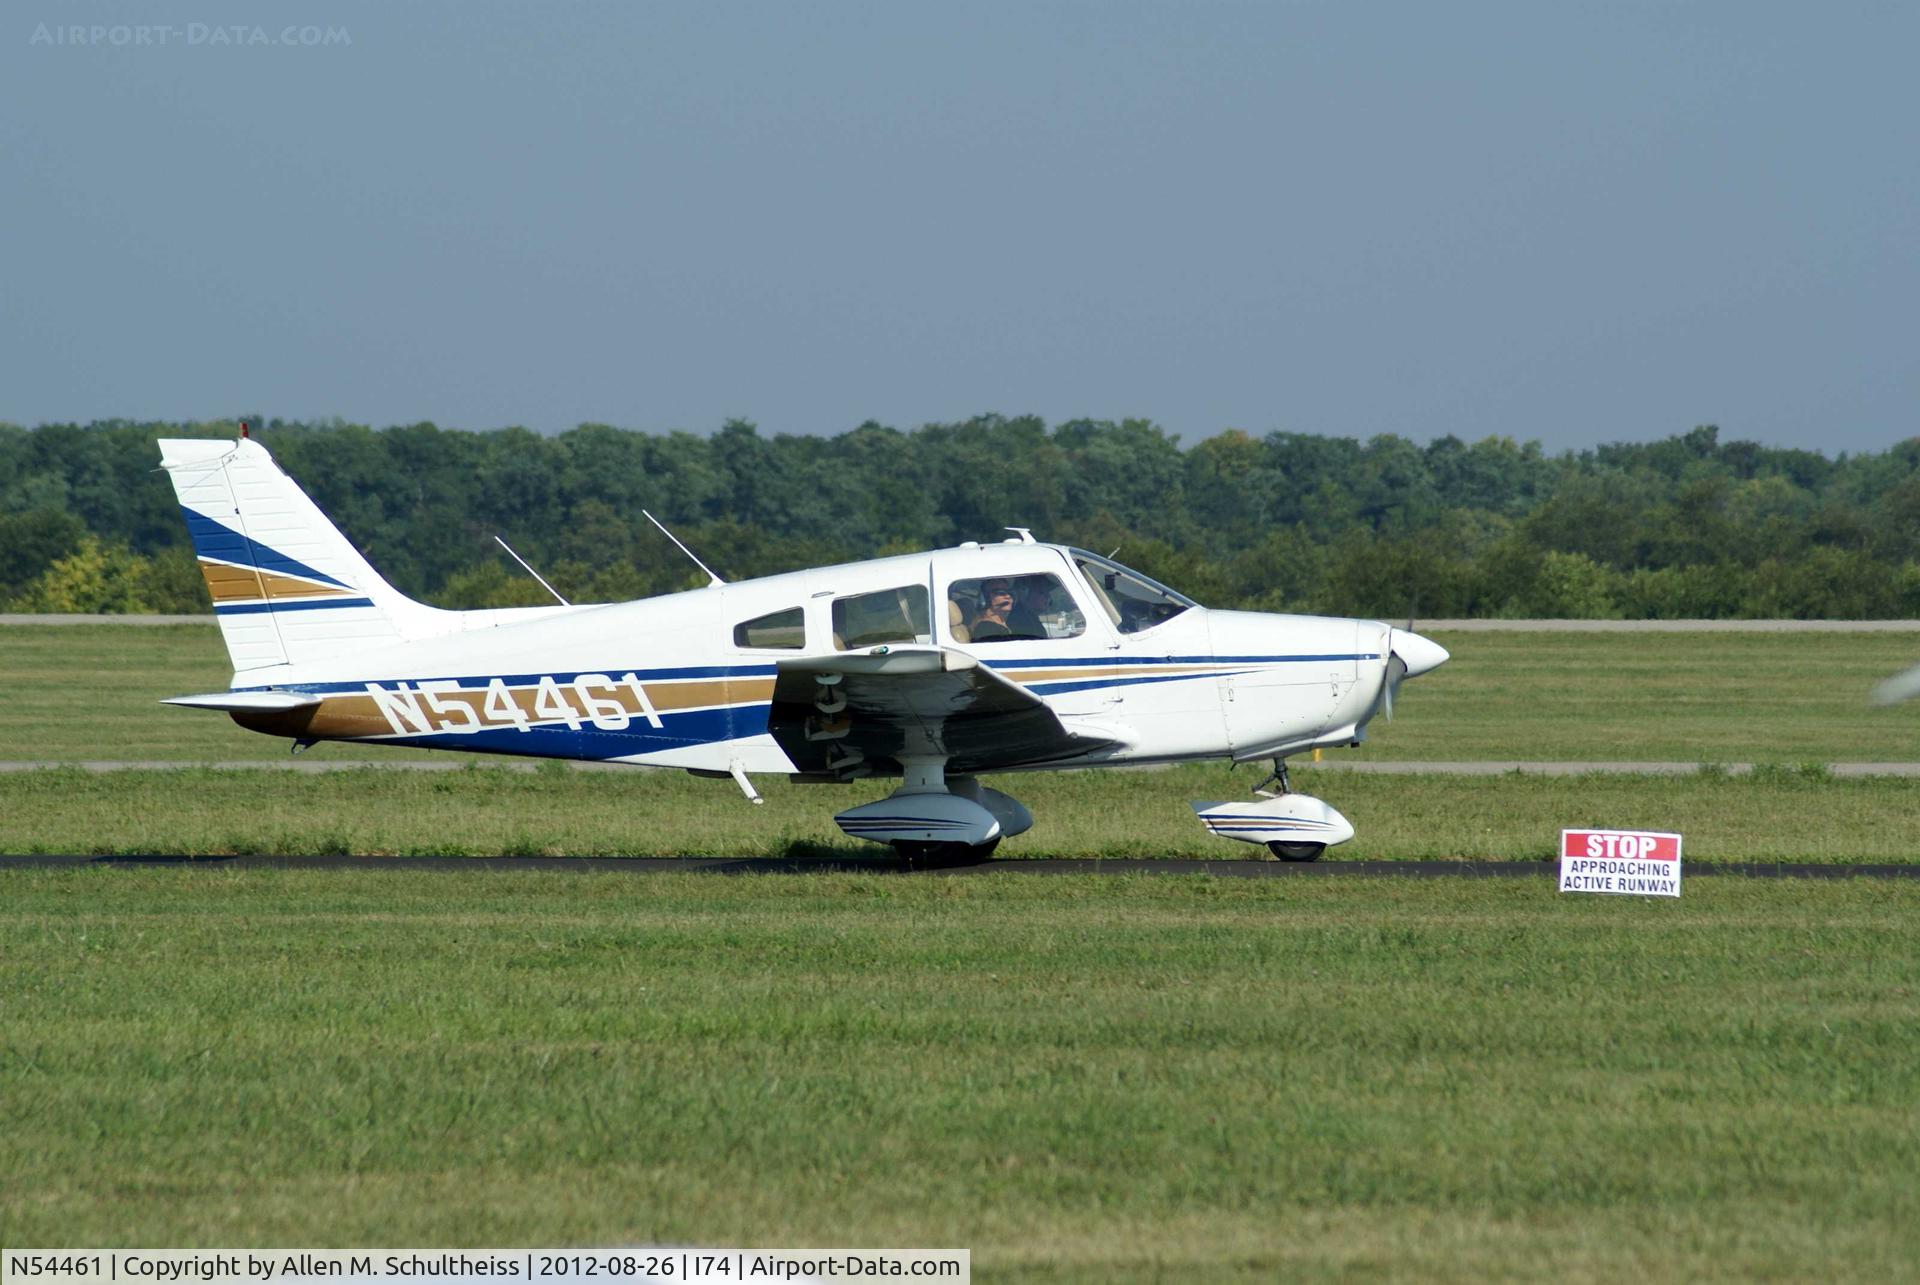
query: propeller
1871 663 1920 707
1378 627 1449 720
1381 652 1408 720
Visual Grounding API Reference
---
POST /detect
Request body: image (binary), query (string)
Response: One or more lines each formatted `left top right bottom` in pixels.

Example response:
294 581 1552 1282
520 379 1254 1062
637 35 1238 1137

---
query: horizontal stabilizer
161 691 324 713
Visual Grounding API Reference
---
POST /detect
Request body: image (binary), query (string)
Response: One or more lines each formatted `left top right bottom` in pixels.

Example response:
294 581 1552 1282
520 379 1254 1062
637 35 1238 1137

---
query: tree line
4 416 1920 618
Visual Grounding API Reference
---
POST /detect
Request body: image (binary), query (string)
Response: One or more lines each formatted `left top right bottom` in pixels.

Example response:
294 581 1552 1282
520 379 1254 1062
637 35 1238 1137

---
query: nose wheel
1257 759 1325 856
1193 757 1354 858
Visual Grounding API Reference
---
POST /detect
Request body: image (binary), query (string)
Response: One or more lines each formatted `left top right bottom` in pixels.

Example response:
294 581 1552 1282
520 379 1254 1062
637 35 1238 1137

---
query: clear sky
3 1 1915 452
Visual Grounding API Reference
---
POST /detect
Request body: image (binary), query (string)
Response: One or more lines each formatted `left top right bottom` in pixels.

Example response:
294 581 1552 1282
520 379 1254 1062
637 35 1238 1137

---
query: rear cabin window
733 606 805 650
832 585 930 650
947 573 1086 644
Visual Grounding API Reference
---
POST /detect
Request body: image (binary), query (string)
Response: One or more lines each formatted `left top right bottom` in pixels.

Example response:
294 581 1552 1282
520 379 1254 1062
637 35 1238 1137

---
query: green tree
9 537 155 613
0 508 86 597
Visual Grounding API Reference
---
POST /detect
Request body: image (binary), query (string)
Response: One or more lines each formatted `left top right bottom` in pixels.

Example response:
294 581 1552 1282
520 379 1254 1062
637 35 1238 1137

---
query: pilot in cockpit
969 578 1015 640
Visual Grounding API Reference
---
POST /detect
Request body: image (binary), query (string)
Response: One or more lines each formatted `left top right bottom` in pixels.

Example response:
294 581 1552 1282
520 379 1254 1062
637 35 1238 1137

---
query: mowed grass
1359 628 1920 762
7 761 1920 862
0 870 1914 1279
7 623 1920 764
0 624 445 763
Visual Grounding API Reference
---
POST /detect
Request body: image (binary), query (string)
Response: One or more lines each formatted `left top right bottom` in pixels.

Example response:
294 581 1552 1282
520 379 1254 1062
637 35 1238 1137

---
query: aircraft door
935 558 1116 718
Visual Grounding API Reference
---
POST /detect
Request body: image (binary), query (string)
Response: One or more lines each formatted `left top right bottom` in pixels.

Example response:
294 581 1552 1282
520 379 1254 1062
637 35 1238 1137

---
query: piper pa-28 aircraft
157 432 1448 861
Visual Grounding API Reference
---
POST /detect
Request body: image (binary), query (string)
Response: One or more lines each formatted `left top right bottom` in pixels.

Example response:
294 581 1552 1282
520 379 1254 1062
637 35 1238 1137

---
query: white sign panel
1559 828 1682 897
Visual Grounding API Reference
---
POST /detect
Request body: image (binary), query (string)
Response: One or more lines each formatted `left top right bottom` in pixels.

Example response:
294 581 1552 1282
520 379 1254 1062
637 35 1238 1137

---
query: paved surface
11 614 1920 632
9 758 1920 776
2 853 1913 878
1310 761 1920 777
1410 618 1920 632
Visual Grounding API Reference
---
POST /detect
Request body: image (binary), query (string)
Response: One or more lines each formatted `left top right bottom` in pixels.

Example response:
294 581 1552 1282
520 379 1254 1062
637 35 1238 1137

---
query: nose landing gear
1251 757 1292 798
1191 757 1355 861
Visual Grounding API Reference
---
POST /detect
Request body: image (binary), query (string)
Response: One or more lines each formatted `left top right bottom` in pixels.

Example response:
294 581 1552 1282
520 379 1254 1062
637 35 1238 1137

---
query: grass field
0 624 445 763
8 625 1919 1277
7 623 1920 764
10 619 1920 862
6 760 1920 862
1 869 1915 1279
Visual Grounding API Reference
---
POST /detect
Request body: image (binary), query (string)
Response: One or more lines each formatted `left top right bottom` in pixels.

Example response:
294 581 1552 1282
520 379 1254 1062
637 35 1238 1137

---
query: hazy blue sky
4 2 1915 451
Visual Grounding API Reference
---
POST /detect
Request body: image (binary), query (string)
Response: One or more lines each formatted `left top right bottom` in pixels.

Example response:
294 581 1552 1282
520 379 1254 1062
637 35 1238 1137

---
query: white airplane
156 431 1449 862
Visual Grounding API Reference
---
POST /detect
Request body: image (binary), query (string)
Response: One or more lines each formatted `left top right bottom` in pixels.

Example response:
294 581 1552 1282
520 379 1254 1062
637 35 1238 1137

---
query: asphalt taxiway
2 854 1914 878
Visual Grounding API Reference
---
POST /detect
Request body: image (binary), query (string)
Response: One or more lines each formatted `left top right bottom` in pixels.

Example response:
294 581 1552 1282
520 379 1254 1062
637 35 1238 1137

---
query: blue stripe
1202 813 1326 823
1206 822 1326 831
181 508 350 589
349 703 772 761
238 656 1372 696
986 653 1378 670
1028 671 1248 696
216 597 376 616
839 826 974 833
237 663 784 695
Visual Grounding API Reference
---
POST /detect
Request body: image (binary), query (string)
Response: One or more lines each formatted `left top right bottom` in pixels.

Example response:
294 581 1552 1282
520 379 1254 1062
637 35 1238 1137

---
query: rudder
158 435 445 676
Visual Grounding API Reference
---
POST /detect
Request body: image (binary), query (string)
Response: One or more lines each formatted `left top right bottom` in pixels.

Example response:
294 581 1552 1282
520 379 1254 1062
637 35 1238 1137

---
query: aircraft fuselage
222 541 1433 779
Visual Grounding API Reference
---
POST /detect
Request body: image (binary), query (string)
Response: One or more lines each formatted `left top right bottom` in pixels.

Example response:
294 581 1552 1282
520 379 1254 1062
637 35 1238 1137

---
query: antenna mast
643 511 725 587
493 535 571 606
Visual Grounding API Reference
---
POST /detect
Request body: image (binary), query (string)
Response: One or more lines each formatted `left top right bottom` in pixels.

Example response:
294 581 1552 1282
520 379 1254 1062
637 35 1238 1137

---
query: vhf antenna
493 535 570 606
643 511 725 587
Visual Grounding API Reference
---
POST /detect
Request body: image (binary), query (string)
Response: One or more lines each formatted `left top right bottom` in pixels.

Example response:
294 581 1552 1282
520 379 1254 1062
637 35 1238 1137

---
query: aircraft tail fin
157 434 449 676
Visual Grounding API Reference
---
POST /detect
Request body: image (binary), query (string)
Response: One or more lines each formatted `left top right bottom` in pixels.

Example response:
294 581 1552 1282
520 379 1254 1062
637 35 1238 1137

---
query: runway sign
1559 828 1682 897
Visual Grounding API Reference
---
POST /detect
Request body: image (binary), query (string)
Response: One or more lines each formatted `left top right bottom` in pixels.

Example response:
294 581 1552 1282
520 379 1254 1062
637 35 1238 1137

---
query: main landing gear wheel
892 838 1000 866
1266 841 1326 862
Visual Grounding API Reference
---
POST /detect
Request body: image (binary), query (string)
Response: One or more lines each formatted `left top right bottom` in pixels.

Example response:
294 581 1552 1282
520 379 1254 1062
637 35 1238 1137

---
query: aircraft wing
768 645 1121 777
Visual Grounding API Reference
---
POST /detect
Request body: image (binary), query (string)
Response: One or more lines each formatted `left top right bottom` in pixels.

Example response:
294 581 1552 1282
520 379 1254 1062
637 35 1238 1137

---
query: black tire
1266 841 1326 862
892 838 1000 866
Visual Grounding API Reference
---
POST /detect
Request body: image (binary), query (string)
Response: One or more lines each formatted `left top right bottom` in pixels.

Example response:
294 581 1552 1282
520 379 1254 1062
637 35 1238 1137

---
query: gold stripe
1010 663 1230 684
236 665 1229 744
200 562 265 602
199 560 353 603
240 666 1223 743
261 571 351 601
251 675 784 741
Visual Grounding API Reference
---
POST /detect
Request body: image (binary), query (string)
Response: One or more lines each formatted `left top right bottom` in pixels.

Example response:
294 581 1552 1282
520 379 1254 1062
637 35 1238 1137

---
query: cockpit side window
832 584 931 651
733 606 805 650
1069 550 1197 635
946 573 1086 644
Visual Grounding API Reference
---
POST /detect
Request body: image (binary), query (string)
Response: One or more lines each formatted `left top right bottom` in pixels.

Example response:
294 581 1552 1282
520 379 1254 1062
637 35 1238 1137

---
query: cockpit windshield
1069 550 1199 634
